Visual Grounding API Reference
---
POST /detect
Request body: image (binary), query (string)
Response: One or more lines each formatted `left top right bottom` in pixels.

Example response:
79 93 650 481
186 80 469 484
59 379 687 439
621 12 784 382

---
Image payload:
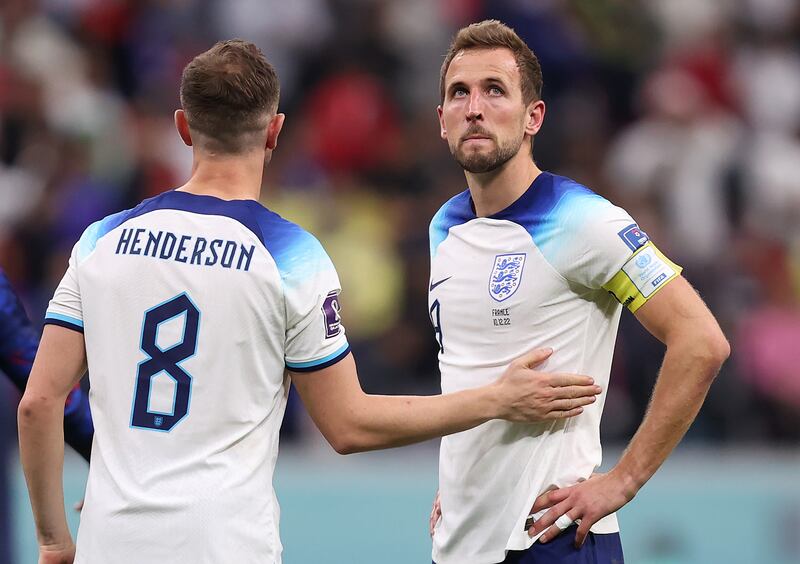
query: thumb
514 347 553 369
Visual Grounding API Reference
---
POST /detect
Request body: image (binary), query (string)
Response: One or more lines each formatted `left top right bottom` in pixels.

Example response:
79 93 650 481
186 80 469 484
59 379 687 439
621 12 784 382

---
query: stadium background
1 0 799 562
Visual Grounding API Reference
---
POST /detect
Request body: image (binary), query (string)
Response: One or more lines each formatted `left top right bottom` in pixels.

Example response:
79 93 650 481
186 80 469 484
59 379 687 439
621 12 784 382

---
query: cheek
441 108 462 135
493 106 527 135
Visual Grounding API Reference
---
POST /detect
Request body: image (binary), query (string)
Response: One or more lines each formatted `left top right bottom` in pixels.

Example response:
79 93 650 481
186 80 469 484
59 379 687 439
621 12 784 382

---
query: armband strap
602 242 682 313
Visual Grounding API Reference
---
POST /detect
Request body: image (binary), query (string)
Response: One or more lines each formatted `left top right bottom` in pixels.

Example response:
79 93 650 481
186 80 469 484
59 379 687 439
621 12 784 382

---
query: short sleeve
542 198 682 312
282 235 350 372
44 243 85 333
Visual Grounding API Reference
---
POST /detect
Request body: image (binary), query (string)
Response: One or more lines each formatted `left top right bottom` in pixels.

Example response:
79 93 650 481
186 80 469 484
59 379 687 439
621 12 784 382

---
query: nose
466 91 483 121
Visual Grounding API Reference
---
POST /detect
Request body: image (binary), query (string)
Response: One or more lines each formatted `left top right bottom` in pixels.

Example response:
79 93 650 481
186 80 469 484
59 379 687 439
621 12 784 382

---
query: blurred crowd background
1 0 800 559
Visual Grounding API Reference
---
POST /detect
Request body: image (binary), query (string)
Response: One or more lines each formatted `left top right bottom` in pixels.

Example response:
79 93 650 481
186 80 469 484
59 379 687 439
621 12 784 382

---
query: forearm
18 398 72 547
331 386 500 454
612 337 725 494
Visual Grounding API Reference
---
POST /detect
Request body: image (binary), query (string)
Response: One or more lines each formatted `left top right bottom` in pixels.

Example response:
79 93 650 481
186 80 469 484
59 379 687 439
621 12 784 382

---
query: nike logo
429 276 452 291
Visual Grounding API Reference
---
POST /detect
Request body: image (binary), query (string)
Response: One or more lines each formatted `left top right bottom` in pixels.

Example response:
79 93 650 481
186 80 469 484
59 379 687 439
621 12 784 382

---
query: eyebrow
447 81 468 97
447 75 510 95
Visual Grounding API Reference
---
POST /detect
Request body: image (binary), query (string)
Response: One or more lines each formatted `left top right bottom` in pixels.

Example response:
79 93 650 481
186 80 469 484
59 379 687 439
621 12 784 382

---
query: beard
450 131 524 174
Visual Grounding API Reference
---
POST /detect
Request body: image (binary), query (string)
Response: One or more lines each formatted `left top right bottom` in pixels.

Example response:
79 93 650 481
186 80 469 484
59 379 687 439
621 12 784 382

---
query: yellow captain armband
602 242 682 313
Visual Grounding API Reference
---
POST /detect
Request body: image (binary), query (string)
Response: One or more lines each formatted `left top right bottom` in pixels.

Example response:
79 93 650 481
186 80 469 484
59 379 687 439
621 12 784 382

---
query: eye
451 87 468 98
488 85 504 96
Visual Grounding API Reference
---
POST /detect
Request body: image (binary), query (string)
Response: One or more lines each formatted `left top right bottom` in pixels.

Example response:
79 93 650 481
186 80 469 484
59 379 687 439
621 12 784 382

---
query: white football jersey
428 172 680 564
45 190 349 564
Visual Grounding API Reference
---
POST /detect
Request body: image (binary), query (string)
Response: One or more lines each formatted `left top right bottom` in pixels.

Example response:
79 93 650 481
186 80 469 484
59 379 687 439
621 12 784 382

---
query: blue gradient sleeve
0 269 93 461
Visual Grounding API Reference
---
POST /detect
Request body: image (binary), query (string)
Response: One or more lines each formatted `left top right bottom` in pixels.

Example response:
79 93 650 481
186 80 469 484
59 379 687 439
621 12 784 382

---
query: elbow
326 427 371 455
329 433 366 455
17 396 44 427
701 325 730 368
710 333 731 367
332 441 359 456
17 393 61 428
686 327 730 380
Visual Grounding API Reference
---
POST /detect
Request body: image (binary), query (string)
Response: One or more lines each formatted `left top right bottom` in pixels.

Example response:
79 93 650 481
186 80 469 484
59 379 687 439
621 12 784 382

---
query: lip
462 136 491 142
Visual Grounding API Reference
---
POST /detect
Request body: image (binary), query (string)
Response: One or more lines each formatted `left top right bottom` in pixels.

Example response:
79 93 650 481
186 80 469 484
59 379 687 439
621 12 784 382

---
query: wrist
482 382 505 421
37 526 73 550
39 539 74 552
609 466 642 501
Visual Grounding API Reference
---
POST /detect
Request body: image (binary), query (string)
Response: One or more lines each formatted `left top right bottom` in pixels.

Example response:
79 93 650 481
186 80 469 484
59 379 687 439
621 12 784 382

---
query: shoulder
512 173 643 287
248 203 333 279
507 173 615 236
430 189 472 257
503 173 628 250
76 203 148 263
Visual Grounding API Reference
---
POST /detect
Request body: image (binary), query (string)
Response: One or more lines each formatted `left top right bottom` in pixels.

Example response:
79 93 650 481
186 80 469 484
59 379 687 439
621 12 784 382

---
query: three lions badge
489 254 526 302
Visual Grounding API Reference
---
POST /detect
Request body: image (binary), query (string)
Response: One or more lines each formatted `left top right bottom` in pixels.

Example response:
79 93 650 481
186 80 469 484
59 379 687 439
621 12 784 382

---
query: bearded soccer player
17 39 603 564
427 21 729 564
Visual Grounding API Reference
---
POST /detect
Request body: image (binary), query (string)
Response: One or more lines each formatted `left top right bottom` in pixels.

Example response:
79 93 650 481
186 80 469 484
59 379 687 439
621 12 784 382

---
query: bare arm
529 276 729 546
612 276 730 490
18 325 87 559
291 348 601 454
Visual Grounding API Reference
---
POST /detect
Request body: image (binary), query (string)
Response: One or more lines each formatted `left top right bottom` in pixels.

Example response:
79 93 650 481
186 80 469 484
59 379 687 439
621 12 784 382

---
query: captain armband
602 242 682 313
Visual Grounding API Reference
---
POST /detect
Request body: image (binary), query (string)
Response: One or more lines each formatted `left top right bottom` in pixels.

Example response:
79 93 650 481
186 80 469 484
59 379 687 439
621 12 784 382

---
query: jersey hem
43 318 85 333
286 343 350 372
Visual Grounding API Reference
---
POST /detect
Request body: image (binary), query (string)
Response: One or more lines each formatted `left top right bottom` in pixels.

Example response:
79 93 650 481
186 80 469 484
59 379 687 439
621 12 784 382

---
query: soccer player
17 40 602 564
427 21 730 564
0 268 93 461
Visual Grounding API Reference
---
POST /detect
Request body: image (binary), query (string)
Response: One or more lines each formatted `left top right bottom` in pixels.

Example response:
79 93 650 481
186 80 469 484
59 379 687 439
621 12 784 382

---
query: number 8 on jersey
130 293 200 432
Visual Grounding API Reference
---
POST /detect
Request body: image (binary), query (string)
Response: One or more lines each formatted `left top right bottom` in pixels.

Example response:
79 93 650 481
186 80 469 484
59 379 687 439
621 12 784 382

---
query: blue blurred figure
0 269 94 460
0 267 94 560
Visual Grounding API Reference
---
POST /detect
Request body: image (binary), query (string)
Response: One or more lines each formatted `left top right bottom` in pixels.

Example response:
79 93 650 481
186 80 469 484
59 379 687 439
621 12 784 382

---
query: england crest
489 253 526 302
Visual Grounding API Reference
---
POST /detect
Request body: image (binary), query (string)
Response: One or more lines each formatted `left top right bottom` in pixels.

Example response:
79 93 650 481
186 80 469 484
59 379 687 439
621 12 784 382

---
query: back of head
180 39 280 154
440 20 543 105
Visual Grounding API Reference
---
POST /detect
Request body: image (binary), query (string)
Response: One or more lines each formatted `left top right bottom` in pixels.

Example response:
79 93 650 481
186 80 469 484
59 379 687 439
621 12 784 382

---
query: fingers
574 519 592 548
429 506 440 537
549 384 601 400
527 499 571 538
513 347 553 369
547 373 596 387
539 510 579 544
530 487 569 514
547 395 597 413
429 492 441 538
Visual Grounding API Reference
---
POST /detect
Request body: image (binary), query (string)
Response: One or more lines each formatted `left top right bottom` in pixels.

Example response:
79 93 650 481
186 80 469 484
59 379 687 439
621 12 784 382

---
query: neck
465 150 542 217
177 150 266 201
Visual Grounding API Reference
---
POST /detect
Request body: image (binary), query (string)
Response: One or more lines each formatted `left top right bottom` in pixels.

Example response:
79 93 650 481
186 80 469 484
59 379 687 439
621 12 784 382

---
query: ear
174 109 193 147
265 113 286 151
437 105 447 140
524 99 546 137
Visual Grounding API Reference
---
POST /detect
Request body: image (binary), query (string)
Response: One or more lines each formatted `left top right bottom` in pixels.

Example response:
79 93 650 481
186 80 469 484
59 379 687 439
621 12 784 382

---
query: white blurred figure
212 0 333 101
605 67 743 264
734 0 800 243
4 0 134 186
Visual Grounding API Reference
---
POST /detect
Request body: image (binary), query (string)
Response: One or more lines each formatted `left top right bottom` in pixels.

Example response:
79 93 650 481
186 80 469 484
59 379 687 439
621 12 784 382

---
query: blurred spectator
736 237 800 441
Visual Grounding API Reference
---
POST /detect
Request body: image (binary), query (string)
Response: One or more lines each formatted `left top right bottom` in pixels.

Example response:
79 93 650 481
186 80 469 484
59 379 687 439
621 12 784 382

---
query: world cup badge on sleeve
489 253 526 302
321 290 342 338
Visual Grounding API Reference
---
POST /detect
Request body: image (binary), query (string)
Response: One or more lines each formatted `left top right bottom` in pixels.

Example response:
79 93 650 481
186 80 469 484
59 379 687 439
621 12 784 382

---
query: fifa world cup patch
617 223 649 251
622 245 675 298
321 290 342 338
